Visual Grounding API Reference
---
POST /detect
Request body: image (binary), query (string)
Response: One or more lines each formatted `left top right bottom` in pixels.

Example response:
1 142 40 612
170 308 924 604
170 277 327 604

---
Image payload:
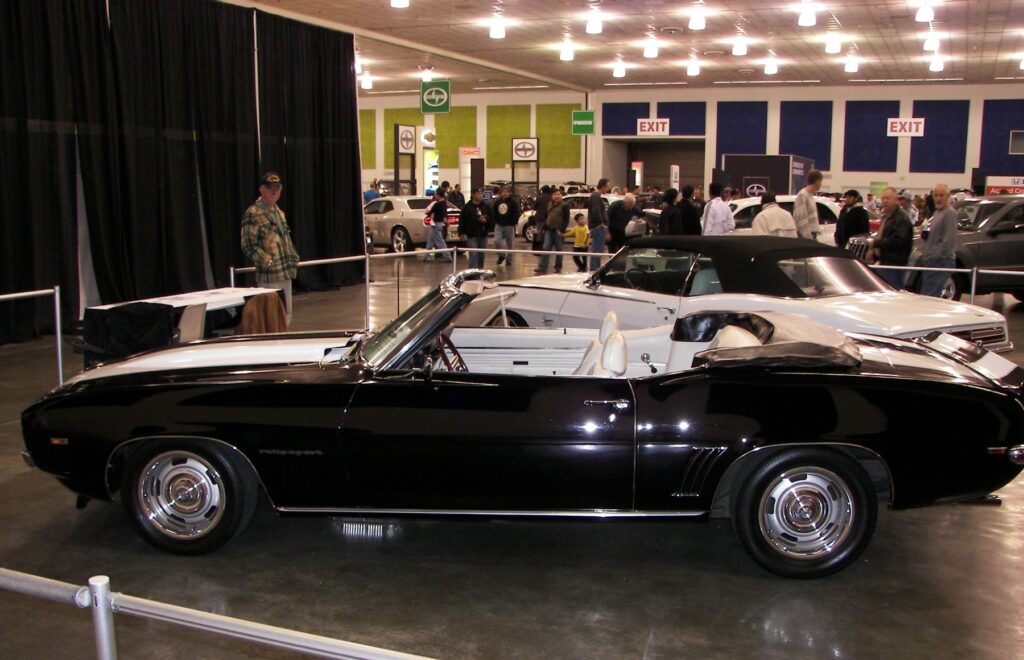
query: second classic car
21 270 1024 578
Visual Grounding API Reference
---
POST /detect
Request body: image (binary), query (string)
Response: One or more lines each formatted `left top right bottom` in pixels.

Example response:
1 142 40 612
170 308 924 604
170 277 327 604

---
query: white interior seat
689 268 722 296
175 303 207 343
596 332 627 377
599 310 619 343
574 310 620 376
708 324 762 350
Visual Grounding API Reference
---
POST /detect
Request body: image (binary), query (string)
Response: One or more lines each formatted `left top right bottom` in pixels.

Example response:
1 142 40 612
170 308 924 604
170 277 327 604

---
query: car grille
949 326 1007 348
845 237 870 262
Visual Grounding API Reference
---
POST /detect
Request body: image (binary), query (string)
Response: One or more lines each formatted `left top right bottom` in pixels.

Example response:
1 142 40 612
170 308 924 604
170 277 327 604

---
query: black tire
121 439 258 555
488 310 528 327
732 448 877 578
390 227 413 253
523 222 538 243
939 274 963 301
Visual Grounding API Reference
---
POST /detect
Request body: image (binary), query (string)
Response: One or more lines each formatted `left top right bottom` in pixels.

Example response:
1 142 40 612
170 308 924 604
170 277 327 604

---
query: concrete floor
3 244 1024 659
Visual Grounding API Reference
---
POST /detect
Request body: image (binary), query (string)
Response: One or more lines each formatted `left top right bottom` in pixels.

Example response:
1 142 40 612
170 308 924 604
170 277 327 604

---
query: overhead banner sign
396 124 416 155
420 80 451 114
511 137 539 162
571 110 595 135
887 118 925 137
985 176 1024 195
637 118 670 136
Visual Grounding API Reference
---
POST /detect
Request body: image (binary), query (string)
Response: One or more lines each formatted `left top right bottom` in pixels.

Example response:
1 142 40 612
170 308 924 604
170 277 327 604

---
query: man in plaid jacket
241 171 300 325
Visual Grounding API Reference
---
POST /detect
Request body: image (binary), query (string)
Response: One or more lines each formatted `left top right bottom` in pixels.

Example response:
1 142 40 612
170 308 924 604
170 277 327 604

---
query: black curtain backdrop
1 0 364 343
0 0 80 342
257 12 365 289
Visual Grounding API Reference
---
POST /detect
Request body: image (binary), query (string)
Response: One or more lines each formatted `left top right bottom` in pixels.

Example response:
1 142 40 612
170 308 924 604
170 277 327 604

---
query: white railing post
970 266 978 305
88 576 118 660
229 266 236 288
53 285 64 384
364 252 372 330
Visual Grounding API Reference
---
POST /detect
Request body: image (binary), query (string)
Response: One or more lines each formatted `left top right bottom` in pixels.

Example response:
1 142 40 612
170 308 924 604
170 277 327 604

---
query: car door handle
584 399 630 410
656 306 676 314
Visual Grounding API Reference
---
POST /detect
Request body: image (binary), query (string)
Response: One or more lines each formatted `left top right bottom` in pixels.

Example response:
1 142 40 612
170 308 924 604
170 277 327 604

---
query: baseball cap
898 188 912 201
259 172 283 188
843 189 860 199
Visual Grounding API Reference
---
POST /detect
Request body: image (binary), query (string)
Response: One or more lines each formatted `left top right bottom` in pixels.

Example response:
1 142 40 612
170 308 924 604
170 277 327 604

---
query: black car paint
22 338 1024 516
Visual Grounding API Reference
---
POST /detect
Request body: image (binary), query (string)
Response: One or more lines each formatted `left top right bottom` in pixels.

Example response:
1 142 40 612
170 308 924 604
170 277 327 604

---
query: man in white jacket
750 192 798 237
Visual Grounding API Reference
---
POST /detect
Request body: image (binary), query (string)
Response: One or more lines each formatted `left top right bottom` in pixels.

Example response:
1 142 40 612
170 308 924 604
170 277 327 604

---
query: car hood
66 332 361 384
504 272 593 291
804 291 1006 336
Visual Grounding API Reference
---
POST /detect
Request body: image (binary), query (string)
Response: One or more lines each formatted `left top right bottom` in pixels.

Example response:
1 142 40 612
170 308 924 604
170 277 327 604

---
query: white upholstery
599 310 620 343
175 303 207 343
689 268 722 296
708 325 762 350
597 332 627 377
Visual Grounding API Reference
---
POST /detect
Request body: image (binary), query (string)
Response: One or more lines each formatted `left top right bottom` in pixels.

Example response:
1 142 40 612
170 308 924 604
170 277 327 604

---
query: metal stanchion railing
0 567 432 660
0 286 63 384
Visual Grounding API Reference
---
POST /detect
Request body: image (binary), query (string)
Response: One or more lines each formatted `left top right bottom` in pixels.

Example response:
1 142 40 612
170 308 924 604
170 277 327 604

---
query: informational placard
985 176 1024 195
396 124 416 155
420 80 451 114
886 118 925 137
670 165 680 189
637 118 670 136
572 110 595 135
511 137 539 162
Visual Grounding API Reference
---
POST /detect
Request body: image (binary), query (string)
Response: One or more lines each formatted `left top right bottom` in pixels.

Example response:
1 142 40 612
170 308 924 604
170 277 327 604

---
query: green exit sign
571 110 595 135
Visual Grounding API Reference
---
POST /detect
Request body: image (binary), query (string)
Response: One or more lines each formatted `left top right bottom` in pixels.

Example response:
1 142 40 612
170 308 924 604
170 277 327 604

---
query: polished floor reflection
3 244 1024 658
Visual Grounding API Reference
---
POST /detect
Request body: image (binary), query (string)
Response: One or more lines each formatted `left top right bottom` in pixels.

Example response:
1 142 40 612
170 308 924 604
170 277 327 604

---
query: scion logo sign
420 80 451 114
399 129 414 151
743 177 771 198
396 124 416 155
746 183 767 196
511 137 539 161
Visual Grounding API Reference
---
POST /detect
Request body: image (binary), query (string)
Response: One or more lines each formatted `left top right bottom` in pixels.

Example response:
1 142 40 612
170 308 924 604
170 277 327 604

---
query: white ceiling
247 0 1024 94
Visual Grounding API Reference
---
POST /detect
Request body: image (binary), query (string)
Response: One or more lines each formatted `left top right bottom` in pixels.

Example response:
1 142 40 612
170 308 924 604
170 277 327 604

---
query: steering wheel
436 333 468 372
624 268 649 290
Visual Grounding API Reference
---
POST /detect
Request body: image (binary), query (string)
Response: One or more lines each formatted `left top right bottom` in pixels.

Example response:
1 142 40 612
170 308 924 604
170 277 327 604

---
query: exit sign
887 118 925 137
637 118 670 136
571 110 595 135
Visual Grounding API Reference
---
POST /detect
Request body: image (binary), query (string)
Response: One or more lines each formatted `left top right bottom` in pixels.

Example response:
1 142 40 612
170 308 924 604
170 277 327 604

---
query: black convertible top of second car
618 235 859 297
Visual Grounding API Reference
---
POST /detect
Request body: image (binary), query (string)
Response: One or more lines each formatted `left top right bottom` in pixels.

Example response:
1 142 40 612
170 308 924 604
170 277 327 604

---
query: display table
83 287 283 366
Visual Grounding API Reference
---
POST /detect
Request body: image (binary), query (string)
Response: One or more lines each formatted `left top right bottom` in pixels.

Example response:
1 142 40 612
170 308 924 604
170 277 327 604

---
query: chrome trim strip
275 506 706 518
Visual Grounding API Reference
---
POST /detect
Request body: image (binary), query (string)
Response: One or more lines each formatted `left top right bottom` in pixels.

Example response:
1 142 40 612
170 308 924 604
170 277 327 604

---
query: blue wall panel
657 102 706 136
843 100 899 172
910 100 969 173
980 99 1024 173
601 102 650 136
716 101 767 167
779 101 832 171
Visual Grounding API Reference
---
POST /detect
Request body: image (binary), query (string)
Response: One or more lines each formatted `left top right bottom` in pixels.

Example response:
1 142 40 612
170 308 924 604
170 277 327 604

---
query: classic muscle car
498 236 1012 352
21 270 1024 578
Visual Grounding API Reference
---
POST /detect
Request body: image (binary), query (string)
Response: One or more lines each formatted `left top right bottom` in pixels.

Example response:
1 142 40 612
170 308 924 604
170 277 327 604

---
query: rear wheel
391 227 412 253
732 448 877 578
939 274 963 301
523 222 538 243
121 439 257 554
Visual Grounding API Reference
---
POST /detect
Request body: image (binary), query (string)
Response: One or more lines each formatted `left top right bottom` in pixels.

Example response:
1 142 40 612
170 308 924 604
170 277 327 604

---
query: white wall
358 83 1024 196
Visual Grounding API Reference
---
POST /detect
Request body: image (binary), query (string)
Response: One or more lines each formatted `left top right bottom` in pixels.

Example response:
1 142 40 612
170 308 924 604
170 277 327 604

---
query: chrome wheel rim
392 230 409 252
758 467 854 560
137 451 225 539
524 225 537 242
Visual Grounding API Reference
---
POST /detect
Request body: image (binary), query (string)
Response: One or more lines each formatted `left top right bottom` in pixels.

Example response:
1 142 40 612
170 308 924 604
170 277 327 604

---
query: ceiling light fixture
420 68 434 82
923 34 940 51
687 59 701 76
844 57 859 73
1020 58 1024 71
560 41 575 61
915 1 935 23
360 74 373 90
798 5 816 27
390 0 409 8
643 38 659 59
764 59 779 75
489 17 507 39
689 7 706 31
732 38 748 56
613 61 626 78
929 56 944 72
355 57 363 75
586 9 603 34
825 33 842 54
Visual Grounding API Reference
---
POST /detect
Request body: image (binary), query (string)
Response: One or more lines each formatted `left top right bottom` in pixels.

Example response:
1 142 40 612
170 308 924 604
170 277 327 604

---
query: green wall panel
435 106 477 169
486 105 530 168
383 107 423 169
359 109 376 171
537 103 581 169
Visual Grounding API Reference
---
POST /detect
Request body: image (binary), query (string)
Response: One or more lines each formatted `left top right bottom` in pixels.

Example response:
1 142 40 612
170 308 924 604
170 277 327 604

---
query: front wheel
523 222 538 243
939 274 963 301
391 226 413 253
732 448 877 578
121 439 258 554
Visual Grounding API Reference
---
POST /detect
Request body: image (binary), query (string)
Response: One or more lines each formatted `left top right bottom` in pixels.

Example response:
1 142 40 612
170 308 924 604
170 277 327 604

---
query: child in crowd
564 213 590 272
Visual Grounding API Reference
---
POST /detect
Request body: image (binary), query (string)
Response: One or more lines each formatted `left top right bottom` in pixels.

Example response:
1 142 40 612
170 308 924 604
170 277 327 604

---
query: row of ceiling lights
373 0 1023 86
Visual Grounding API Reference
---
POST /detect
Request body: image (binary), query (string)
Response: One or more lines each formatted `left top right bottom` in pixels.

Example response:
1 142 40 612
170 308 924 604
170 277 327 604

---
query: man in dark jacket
458 188 491 269
447 184 465 209
658 188 683 235
536 189 570 274
869 187 913 289
588 178 611 270
491 186 521 267
835 189 870 248
679 185 702 235
531 185 553 250
607 193 643 251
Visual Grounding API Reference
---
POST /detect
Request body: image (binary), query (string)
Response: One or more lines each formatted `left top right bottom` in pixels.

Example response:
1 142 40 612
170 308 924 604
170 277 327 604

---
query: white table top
89 287 282 312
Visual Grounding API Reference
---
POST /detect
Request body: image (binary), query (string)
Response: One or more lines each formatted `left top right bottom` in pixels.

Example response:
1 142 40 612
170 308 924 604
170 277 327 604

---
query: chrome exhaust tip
1009 445 1024 466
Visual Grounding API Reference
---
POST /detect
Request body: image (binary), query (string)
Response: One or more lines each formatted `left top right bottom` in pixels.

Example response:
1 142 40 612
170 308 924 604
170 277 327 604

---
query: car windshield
954 200 1005 230
597 248 698 295
406 199 431 210
357 290 449 368
775 256 890 297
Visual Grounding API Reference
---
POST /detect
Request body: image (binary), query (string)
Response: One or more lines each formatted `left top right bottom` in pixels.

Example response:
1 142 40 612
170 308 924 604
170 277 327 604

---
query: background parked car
517 193 627 242
364 196 461 253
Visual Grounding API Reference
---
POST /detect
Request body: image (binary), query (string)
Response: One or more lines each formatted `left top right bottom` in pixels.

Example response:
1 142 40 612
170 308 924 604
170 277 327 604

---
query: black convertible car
21 270 1024 578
